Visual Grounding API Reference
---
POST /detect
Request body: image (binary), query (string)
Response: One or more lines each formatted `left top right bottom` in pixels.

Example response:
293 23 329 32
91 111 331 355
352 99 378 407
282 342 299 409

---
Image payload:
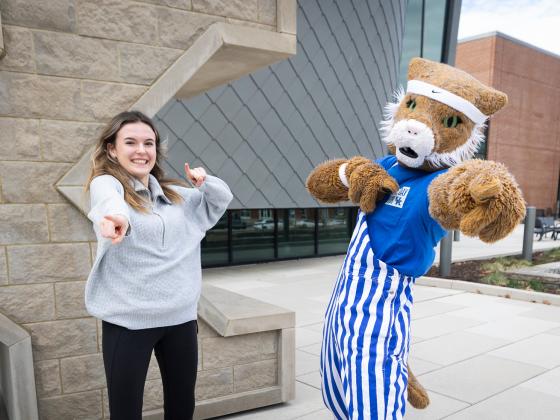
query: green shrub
541 247 560 262
481 257 531 275
528 279 545 292
483 271 508 286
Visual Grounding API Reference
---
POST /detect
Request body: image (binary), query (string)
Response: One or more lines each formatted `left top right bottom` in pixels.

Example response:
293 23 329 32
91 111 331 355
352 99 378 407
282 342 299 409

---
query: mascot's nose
406 121 421 136
404 119 428 137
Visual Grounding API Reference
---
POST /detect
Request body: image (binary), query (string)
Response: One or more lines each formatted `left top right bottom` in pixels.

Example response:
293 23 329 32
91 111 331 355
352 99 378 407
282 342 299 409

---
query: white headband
406 80 488 124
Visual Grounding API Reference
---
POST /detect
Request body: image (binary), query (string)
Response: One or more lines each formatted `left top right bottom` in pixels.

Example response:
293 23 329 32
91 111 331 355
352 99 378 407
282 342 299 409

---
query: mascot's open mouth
399 147 418 159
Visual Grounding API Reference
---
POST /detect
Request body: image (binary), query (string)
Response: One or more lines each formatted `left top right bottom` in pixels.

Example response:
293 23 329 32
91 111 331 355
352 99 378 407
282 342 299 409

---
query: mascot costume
306 57 526 419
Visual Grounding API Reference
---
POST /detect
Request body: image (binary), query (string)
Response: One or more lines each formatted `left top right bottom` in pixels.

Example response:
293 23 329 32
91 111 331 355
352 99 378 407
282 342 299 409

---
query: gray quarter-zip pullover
86 174 232 329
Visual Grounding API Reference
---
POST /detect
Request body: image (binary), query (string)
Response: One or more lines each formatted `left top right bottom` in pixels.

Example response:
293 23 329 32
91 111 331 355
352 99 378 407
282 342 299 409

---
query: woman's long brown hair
86 110 187 213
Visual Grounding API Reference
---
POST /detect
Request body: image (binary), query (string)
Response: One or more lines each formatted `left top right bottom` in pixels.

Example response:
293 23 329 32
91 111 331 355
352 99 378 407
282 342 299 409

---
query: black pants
102 320 198 420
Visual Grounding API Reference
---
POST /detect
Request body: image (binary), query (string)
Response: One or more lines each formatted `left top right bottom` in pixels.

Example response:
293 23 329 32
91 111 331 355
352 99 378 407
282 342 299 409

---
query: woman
85 110 232 419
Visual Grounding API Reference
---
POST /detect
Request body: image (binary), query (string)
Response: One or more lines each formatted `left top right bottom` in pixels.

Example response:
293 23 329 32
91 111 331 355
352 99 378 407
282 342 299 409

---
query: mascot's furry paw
306 156 399 213
429 159 525 243
346 157 399 213
407 368 430 409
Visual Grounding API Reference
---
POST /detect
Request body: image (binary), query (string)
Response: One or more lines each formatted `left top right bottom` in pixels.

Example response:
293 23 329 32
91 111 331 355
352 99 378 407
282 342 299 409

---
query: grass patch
536 247 560 263
480 256 545 290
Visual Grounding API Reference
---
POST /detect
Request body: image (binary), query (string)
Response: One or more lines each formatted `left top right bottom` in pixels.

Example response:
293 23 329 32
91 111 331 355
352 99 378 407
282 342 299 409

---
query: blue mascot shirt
365 155 448 277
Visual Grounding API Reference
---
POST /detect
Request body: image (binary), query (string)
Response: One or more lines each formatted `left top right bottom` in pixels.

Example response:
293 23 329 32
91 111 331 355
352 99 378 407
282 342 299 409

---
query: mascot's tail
407 367 430 409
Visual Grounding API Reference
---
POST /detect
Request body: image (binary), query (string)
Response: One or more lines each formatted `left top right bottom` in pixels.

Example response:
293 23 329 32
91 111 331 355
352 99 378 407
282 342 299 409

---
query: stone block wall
197 321 278 398
0 0 286 418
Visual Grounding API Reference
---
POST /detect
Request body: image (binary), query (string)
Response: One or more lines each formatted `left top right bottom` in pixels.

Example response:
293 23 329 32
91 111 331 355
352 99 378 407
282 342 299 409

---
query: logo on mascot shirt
385 187 410 209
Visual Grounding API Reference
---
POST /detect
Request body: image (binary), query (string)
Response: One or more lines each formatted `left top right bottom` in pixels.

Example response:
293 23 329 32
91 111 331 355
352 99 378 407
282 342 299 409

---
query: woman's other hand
100 214 129 244
185 163 207 187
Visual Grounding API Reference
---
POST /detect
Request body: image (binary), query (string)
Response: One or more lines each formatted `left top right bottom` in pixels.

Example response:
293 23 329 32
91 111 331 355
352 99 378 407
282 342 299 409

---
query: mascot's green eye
406 99 416 110
442 115 462 128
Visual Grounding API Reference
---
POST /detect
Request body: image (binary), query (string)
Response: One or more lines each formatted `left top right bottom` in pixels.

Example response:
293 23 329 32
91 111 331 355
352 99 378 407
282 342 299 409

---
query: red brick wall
456 35 560 213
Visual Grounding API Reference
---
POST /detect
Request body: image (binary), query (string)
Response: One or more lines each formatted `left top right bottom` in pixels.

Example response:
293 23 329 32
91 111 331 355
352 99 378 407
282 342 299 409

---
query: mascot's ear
406 56 509 119
407 57 434 80
476 88 508 116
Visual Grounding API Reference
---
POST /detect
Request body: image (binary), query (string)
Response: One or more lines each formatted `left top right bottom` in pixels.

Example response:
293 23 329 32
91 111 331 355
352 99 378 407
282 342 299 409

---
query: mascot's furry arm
306 156 398 213
428 160 525 243
306 156 525 244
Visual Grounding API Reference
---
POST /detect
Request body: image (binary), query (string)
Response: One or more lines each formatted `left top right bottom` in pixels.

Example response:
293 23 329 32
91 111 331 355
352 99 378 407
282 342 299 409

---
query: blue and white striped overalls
320 211 414 419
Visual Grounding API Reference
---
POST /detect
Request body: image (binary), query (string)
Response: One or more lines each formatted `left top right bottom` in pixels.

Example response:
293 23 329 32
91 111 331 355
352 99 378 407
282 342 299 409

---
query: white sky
458 0 560 56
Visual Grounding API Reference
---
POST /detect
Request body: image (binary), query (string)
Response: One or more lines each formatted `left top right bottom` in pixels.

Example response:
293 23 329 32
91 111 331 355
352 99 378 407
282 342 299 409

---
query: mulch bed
426 259 488 281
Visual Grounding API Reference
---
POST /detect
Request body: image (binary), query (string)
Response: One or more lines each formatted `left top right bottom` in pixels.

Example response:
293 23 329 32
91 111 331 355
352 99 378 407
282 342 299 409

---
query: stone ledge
0 312 39 420
134 21 296 116
0 12 5 59
418 276 560 306
277 0 296 34
56 21 296 214
199 284 295 337
508 261 560 279
172 21 296 100
140 285 295 419
0 312 28 348
198 284 295 414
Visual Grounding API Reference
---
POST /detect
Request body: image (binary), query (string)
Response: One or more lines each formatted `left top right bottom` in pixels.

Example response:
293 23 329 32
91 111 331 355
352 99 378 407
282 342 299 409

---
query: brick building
456 32 560 214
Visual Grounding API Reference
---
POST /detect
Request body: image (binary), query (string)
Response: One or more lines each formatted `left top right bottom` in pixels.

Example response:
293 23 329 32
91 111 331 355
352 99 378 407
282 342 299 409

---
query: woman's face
108 121 157 186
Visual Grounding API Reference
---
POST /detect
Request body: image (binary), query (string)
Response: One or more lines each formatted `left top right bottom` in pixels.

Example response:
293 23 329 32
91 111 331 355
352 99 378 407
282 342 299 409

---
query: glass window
423 0 447 62
318 208 353 255
474 123 489 159
399 0 450 85
203 206 357 266
278 208 315 258
232 209 275 263
201 213 228 266
399 0 423 86
259 209 272 218
474 138 487 159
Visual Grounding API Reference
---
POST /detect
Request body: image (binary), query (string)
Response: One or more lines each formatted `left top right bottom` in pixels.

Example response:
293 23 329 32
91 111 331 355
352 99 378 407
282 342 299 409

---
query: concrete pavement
205 227 560 419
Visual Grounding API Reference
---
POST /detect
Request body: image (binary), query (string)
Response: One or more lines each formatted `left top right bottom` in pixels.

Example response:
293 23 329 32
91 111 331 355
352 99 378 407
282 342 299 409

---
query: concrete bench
143 284 296 419
535 216 560 240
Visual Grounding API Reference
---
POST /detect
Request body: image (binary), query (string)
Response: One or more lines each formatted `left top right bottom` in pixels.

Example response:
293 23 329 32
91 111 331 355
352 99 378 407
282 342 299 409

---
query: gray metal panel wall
155 0 406 209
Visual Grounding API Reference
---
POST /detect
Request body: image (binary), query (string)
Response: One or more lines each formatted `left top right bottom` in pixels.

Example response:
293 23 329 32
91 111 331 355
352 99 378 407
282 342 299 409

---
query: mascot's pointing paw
307 57 525 419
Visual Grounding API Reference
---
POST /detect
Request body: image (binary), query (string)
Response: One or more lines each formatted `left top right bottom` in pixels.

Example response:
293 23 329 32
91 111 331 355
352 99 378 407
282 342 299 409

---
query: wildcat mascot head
382 57 507 170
